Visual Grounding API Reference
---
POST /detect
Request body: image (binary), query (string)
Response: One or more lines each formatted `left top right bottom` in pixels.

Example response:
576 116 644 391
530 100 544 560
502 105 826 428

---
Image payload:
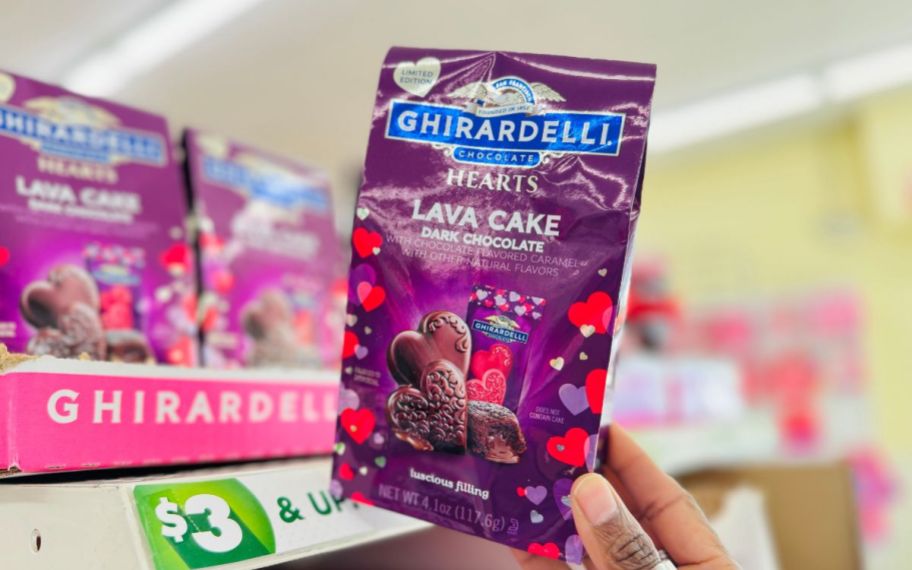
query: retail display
183 130 343 369
0 348 338 476
0 458 428 570
0 71 198 365
332 47 655 557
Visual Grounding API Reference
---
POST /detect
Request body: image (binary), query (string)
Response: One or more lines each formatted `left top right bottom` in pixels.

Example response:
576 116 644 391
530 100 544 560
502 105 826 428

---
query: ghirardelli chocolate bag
331 48 655 557
183 130 342 369
0 71 197 365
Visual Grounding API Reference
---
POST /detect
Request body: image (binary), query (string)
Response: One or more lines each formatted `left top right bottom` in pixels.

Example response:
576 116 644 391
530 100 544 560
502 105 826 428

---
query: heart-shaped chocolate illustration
388 310 470 386
26 327 69 357
242 289 293 340
27 302 106 359
387 359 467 452
20 264 99 329
59 303 106 359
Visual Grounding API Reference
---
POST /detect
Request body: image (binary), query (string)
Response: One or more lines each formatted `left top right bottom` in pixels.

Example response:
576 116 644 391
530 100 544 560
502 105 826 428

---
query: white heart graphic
356 207 370 220
579 352 589 361
597 268 608 277
508 291 521 302
0 74 13 103
580 325 596 338
550 357 565 371
394 57 441 97
494 295 507 306
476 290 489 301
514 305 527 316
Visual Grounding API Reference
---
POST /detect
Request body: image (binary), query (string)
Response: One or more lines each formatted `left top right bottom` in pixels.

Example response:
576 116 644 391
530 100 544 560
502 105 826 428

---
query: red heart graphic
160 242 192 273
352 228 383 258
201 306 220 332
340 407 375 444
585 369 608 414
101 303 134 330
342 330 359 359
357 283 386 312
547 427 589 467
338 463 355 481
100 285 133 310
0 246 10 267
568 291 614 334
213 270 235 294
470 343 513 379
199 232 224 252
350 492 374 506
527 542 561 559
516 486 526 497
466 368 507 404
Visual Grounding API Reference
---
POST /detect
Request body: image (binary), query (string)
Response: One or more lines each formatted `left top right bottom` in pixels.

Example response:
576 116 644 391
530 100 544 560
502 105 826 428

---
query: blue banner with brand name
202 156 328 211
386 100 624 158
472 319 530 344
0 104 165 165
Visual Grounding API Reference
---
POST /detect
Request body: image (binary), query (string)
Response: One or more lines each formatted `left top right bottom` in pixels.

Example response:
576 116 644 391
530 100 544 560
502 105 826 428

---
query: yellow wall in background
637 91 912 452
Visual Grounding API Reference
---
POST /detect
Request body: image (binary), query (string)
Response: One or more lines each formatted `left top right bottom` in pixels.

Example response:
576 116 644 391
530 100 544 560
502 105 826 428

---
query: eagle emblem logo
448 76 564 117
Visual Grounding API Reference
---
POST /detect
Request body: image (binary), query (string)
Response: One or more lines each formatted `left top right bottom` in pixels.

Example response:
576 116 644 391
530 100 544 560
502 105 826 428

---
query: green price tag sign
134 478 276 570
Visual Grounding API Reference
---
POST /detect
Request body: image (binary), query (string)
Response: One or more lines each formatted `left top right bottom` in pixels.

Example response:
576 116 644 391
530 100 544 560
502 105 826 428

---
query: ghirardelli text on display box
0 350 338 477
331 48 656 558
0 71 197 365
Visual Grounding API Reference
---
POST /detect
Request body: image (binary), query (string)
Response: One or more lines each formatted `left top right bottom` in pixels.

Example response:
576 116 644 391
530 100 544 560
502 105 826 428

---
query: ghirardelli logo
385 68 625 168
198 136 328 214
472 315 529 344
448 76 565 117
0 91 166 166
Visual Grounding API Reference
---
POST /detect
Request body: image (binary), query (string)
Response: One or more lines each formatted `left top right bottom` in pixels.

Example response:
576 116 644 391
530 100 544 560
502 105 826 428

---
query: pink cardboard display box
0 353 338 476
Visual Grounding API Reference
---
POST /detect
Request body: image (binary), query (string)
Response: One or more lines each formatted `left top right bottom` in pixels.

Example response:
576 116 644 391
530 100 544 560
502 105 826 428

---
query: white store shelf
0 458 428 570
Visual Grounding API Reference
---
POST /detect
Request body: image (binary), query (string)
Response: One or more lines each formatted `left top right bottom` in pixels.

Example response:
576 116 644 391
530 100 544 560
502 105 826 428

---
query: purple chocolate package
331 48 655 557
183 130 342 369
466 284 543 412
0 71 197 365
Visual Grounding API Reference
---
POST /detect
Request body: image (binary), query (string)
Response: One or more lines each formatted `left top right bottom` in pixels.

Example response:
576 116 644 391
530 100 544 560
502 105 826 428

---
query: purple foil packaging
183 130 342 369
332 48 655 558
0 71 197 365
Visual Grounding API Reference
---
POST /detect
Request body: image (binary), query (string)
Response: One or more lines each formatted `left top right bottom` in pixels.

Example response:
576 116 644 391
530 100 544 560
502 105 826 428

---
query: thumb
571 473 662 570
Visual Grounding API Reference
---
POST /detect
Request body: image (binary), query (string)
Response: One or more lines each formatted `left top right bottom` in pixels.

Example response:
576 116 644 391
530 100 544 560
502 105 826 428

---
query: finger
604 426 731 567
571 473 661 570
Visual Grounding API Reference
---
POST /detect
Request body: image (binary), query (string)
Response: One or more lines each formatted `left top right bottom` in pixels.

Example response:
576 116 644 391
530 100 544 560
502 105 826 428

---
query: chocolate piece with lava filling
387 359 467 452
105 330 154 363
467 401 527 464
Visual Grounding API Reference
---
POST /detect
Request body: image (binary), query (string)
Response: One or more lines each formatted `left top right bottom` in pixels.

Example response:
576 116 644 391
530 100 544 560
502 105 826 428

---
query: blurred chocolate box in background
183 130 344 369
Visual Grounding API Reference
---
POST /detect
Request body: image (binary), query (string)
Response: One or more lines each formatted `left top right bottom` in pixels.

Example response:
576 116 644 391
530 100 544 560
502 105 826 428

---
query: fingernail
573 475 618 526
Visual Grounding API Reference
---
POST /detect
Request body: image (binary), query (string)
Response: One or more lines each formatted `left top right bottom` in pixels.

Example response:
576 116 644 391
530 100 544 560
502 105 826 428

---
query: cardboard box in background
680 462 862 570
